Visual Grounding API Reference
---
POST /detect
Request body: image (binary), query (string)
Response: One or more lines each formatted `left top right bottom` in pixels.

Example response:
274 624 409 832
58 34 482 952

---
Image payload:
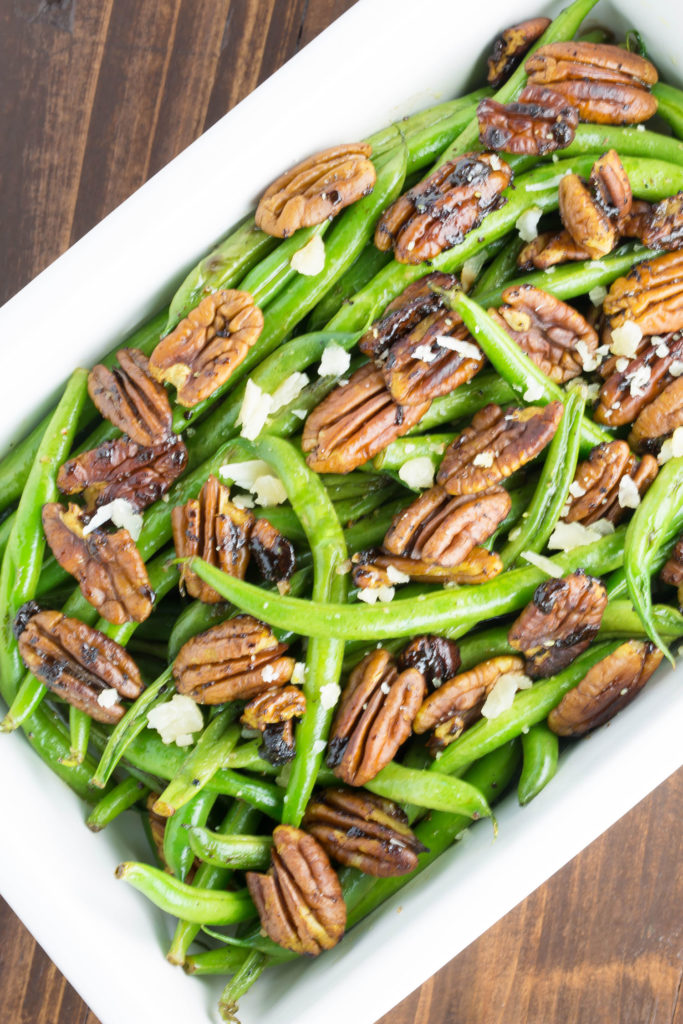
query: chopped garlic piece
82 499 143 542
670 359 683 377
291 662 306 686
97 687 120 709
658 426 683 464
319 683 340 710
481 672 533 719
523 379 545 402
460 252 488 291
520 550 564 577
548 519 611 551
515 205 543 242
618 474 641 509
568 481 586 498
588 285 607 307
262 664 277 683
434 335 481 360
489 154 502 171
147 695 203 747
251 474 287 507
232 493 255 510
610 321 642 358
358 588 379 604
399 456 435 489
628 364 651 398
270 372 309 413
386 564 410 585
319 342 351 377
473 451 494 468
290 233 325 276
413 343 437 363
219 459 270 488
377 585 396 603
576 340 601 372
237 380 273 440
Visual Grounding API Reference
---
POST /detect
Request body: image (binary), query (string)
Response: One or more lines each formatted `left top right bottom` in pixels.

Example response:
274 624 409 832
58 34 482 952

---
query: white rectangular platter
0 1 681 1022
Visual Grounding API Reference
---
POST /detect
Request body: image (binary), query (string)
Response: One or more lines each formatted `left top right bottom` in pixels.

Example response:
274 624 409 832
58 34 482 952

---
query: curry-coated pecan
525 41 658 124
149 290 263 407
172 475 253 603
639 191 683 251
326 649 425 786
548 640 662 736
604 252 683 337
358 272 458 361
88 348 172 446
558 149 632 259
508 570 607 679
491 284 598 384
517 228 590 271
437 402 562 496
248 517 296 584
374 153 512 264
413 655 526 753
302 363 430 474
351 545 503 588
477 84 578 155
661 534 683 606
173 613 294 704
595 331 683 427
15 606 142 724
302 788 427 877
563 441 658 526
42 503 154 624
398 635 461 688
255 144 376 238
57 435 188 514
629 375 683 452
241 685 306 767
487 17 551 88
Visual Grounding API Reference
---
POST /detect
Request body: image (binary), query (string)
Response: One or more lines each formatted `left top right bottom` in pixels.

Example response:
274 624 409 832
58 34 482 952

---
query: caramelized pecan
246 825 345 955
413 655 526 753
57 435 187 513
558 150 632 259
255 144 376 237
241 685 306 767
172 475 253 603
15 606 142 723
351 546 503 588
548 640 662 736
486 17 551 88
525 42 658 124
595 331 683 426
661 535 683 606
326 649 425 786
249 517 296 584
374 153 512 264
629 375 683 452
302 364 430 474
477 84 578 155
88 348 172 446
517 229 590 271
173 613 294 704
149 290 263 407
437 402 562 496
563 441 658 525
603 251 683 335
491 285 598 383
640 192 683 251
302 788 427 877
619 199 654 241
508 570 607 678
358 272 458 360
398 635 461 688
42 503 154 624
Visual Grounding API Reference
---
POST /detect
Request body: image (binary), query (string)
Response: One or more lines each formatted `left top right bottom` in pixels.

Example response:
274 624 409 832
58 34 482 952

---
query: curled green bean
186 828 272 870
115 861 255 925
518 723 559 805
86 777 150 832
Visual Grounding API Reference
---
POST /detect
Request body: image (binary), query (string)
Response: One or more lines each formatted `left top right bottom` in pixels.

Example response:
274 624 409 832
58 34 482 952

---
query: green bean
334 485 402 525
409 372 516 434
163 789 218 881
471 235 526 299
500 389 584 567
652 82 683 141
372 434 455 476
458 624 513 671
61 706 91 768
241 224 330 308
186 828 272 870
484 479 538 550
183 947 250 976
219 950 269 1022
599 600 683 640
564 123 683 165
154 714 241 816
86 777 150 832
115 862 255 925
324 471 391 502
306 244 393 331
518 723 559 805
343 498 413 553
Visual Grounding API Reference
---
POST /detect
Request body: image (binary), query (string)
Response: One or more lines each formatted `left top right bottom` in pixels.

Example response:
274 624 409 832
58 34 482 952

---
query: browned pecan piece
487 17 551 88
383 485 510 566
351 546 503 588
173 613 294 704
491 285 598 384
88 348 172 446
558 150 632 259
661 535 683 606
413 655 526 753
508 570 607 679
255 144 376 238
249 517 296 584
358 272 458 360
398 635 461 688
149 290 263 407
437 402 562 496
517 229 591 271
246 825 345 955
241 685 306 767
629 375 683 452
302 788 427 877
42 503 154 624
302 363 430 474
525 42 658 124
477 84 578 155
57 435 188 514
619 199 654 241
603 251 683 335
640 191 683 251
548 640 662 736
374 153 512 264
172 475 253 603
326 649 425 786
595 331 683 427
563 441 658 525
14 605 142 723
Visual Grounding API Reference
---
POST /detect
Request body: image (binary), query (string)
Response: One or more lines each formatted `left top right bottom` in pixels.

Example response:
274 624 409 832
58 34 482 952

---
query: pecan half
619 199 654 241
398 635 461 689
629 375 683 452
302 364 430 474
173 613 294 704
437 402 562 496
640 192 683 251
358 272 458 361
88 348 172 446
172 475 253 603
241 685 306 767
246 825 345 955
477 84 578 155
487 17 551 88
517 229 590 271
563 441 658 525
558 150 632 259
661 535 683 606
326 649 425 786
491 285 598 384
302 788 427 877
413 655 526 753
595 331 683 427
548 640 662 736
149 290 263 407
15 606 142 723
58 435 188 513
351 546 503 588
42 503 154 624
374 153 512 264
603 251 683 336
255 144 376 238
508 570 607 678
525 42 658 124
249 517 296 584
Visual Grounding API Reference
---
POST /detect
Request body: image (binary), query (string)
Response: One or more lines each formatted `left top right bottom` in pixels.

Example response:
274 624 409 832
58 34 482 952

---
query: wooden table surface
0 1 681 1022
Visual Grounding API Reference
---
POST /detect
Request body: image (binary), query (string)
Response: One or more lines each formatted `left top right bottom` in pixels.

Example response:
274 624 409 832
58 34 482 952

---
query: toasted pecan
640 192 683 251
88 348 172 446
241 685 306 767
595 331 683 427
558 149 632 259
517 228 591 271
487 17 551 88
398 635 461 689
351 546 503 589
603 251 683 336
563 441 658 525
629 375 683 452
358 272 458 361
249 517 296 584
477 84 578 155
661 535 683 606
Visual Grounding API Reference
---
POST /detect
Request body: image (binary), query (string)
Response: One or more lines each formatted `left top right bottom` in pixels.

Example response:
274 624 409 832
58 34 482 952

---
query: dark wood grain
0 2 681 1023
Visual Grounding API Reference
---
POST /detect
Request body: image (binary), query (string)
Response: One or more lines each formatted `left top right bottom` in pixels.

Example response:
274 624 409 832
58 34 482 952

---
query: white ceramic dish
1 1 682 1022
